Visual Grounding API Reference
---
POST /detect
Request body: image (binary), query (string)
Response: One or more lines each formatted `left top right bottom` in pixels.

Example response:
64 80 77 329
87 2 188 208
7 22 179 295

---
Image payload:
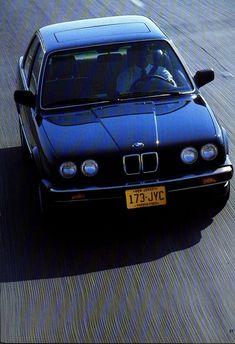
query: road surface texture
0 1 234 343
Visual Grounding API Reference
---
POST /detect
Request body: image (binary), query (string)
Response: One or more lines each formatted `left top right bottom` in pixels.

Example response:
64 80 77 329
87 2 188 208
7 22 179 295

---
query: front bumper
41 157 233 207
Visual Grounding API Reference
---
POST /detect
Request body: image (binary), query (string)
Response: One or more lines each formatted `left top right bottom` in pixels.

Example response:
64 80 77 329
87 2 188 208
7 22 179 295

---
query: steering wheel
130 74 174 92
146 74 174 83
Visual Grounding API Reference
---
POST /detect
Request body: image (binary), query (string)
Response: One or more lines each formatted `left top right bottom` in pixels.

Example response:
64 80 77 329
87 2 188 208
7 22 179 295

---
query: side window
29 45 44 93
24 36 39 83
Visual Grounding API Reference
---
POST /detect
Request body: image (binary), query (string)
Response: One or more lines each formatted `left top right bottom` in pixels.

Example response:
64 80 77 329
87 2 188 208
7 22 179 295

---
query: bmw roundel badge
132 142 145 149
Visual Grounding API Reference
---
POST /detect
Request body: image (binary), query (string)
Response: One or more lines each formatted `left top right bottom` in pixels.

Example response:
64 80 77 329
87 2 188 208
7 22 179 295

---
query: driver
116 43 176 94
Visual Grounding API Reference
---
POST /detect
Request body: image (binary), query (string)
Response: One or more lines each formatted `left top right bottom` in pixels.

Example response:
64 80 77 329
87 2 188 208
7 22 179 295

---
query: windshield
41 40 193 108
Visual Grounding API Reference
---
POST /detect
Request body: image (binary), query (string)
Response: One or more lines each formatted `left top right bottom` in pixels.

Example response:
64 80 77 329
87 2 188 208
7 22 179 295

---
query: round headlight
181 147 198 164
81 160 98 177
59 161 77 179
201 144 218 161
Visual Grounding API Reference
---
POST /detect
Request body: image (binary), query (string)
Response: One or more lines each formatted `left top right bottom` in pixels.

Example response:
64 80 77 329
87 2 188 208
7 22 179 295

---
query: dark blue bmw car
14 15 233 212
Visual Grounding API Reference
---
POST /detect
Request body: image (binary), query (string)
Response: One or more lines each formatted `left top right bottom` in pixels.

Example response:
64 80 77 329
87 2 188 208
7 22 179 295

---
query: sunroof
55 22 150 43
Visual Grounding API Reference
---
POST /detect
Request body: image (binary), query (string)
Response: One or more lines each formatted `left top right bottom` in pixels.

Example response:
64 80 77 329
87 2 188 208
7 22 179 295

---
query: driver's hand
161 69 177 87
169 78 177 87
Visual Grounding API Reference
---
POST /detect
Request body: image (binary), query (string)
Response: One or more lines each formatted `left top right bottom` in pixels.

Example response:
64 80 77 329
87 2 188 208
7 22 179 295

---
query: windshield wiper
44 97 112 107
118 90 188 99
44 91 191 108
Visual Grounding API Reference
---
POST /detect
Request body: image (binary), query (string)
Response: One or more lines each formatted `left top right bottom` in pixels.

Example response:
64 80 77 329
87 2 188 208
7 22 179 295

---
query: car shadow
0 146 226 282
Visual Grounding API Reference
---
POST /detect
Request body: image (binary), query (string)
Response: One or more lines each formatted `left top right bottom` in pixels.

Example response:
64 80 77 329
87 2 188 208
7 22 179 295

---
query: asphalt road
0 1 235 343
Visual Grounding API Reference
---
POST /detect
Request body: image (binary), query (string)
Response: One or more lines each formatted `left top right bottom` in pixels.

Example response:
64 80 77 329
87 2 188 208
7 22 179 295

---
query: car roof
38 15 168 53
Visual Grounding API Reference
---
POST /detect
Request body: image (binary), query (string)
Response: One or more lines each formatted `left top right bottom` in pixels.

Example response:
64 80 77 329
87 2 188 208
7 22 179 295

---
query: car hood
41 96 220 160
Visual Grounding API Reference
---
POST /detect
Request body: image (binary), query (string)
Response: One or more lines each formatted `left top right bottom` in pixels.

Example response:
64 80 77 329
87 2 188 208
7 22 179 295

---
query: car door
20 35 44 152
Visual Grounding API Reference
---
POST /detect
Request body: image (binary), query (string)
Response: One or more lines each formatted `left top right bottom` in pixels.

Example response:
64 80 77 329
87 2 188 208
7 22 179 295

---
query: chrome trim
53 181 227 203
49 181 226 195
167 181 226 193
141 152 159 173
123 154 141 175
152 109 159 145
123 152 159 175
47 165 233 194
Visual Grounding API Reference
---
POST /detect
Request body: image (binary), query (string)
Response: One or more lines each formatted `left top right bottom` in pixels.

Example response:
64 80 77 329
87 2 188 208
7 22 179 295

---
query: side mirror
194 69 214 88
14 90 36 108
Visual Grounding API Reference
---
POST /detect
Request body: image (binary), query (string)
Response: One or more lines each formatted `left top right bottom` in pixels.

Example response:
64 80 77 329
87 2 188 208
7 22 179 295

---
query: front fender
32 146 43 175
32 146 53 178
222 127 229 155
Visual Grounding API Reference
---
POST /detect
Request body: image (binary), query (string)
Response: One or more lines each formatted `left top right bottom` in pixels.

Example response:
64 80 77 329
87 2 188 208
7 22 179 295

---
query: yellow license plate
125 186 166 209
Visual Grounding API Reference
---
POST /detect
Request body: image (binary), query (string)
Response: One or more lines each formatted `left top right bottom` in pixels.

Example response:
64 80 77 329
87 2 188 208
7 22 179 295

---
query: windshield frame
40 40 195 111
